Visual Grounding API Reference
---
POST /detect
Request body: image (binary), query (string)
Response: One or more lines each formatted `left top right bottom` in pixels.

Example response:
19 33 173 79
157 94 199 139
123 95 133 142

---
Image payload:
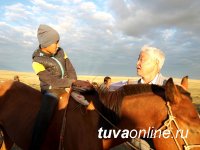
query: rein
156 102 200 150
58 90 71 150
58 89 200 150
58 91 90 150
94 106 154 150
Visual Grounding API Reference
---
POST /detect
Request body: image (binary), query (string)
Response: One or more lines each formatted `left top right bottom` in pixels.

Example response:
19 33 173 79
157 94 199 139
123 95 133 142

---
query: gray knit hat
37 24 60 48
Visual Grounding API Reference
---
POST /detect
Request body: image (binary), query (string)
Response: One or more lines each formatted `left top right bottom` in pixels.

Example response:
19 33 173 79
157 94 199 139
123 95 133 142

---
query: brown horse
99 77 200 150
0 77 199 150
0 80 103 150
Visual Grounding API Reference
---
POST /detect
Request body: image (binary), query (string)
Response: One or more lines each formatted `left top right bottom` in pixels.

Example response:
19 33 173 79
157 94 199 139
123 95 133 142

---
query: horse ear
181 76 188 90
165 78 182 105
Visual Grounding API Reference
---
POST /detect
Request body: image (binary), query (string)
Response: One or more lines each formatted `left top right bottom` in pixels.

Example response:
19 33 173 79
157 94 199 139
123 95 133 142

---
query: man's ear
155 59 160 72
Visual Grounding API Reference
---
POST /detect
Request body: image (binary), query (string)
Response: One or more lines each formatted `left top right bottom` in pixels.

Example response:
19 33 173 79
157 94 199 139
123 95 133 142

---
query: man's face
136 52 158 78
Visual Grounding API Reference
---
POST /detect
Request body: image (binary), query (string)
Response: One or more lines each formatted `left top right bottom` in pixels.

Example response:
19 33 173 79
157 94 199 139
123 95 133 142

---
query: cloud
80 1 96 11
105 0 200 78
93 11 113 22
4 3 33 22
108 0 200 37
30 0 59 10
0 0 199 79
161 28 176 40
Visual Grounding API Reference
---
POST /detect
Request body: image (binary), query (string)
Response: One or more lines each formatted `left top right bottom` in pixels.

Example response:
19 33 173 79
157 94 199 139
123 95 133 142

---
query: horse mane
97 83 193 116
88 84 165 129
176 85 191 99
70 81 193 131
101 84 165 116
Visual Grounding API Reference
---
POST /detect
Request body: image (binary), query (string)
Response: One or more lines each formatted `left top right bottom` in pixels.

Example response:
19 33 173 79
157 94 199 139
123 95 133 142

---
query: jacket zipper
51 57 64 79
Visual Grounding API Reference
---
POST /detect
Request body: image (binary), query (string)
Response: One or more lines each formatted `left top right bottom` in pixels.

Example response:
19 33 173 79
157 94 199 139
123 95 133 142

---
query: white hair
141 45 165 70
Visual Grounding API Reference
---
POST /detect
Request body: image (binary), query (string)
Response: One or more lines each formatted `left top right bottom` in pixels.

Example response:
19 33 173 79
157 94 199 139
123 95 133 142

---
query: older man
111 46 168 150
136 45 167 85
110 45 167 91
128 46 168 150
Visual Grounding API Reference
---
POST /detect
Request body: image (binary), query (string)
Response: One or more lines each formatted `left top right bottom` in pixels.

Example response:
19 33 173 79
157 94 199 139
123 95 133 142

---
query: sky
0 0 200 79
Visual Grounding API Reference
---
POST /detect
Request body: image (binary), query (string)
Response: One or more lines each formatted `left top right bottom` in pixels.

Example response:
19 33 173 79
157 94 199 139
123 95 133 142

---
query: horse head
101 76 200 150
152 76 200 150
164 76 199 125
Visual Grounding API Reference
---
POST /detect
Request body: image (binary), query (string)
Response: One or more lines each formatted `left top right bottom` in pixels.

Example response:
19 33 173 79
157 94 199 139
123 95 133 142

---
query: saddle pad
71 92 89 106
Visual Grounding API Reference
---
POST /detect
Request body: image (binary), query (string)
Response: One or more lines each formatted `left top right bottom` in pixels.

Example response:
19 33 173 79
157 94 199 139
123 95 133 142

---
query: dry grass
0 70 40 90
1 70 199 112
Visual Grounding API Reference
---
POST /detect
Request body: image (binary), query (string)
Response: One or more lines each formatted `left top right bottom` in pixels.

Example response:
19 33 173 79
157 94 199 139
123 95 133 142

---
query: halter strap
157 102 200 150
58 93 200 150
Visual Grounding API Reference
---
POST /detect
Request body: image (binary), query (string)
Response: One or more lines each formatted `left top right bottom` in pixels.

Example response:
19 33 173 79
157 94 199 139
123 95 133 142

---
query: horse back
0 80 42 149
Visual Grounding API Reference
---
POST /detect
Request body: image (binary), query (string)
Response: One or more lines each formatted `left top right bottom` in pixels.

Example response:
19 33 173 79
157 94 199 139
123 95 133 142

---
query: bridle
58 92 200 150
95 100 200 150
156 101 200 150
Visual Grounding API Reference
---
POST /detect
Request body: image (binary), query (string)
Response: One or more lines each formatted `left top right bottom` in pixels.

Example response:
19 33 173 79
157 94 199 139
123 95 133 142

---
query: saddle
57 86 90 106
71 92 89 106
71 80 94 93
30 81 94 149
71 80 95 106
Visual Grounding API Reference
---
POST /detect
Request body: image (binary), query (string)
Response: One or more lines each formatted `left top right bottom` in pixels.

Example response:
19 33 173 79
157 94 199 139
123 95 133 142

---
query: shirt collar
141 73 159 84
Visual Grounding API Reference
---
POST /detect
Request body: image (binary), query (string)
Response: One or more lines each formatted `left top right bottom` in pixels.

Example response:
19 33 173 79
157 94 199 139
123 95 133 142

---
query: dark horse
0 76 200 150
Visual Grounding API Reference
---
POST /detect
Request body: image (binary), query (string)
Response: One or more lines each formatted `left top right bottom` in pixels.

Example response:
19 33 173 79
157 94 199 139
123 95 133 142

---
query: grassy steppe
1 70 199 112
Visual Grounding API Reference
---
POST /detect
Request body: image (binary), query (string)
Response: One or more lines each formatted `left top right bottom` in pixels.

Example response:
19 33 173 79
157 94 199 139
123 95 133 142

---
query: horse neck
97 88 109 101
97 88 123 111
98 84 109 94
